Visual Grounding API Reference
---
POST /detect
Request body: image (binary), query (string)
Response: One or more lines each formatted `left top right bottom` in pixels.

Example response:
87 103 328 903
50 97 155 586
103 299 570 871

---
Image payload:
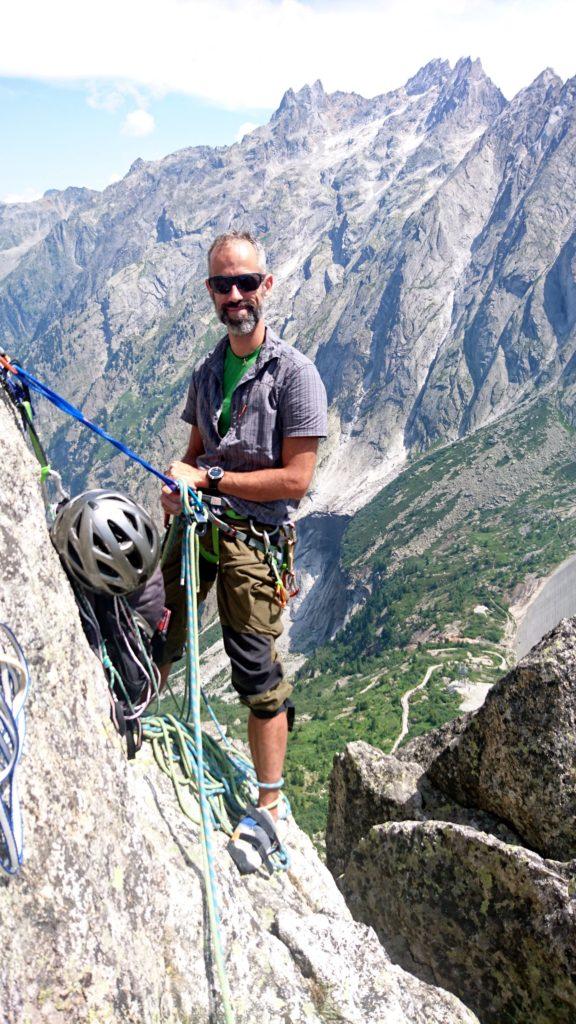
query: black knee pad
250 699 295 731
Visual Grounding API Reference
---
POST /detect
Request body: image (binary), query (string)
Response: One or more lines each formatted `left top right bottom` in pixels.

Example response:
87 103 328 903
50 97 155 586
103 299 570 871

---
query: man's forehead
209 240 260 270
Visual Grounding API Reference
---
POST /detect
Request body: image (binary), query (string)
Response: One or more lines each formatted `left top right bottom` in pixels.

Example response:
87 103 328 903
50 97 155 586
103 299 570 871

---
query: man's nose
227 283 243 301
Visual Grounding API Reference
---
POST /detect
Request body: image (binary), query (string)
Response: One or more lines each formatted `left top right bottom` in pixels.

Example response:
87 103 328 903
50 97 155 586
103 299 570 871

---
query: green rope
143 483 236 1024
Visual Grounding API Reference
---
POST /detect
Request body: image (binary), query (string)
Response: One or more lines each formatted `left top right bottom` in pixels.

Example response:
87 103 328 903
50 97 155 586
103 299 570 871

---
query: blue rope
0 624 31 877
9 361 205 510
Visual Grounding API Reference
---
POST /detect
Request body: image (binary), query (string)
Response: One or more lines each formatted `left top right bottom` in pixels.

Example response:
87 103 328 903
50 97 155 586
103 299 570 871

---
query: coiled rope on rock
0 624 31 878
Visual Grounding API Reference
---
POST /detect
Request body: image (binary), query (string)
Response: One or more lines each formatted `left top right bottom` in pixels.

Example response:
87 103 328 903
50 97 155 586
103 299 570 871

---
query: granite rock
342 820 576 1024
0 390 476 1023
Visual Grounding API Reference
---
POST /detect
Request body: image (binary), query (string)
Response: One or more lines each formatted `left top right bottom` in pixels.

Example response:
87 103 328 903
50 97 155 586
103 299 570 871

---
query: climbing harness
0 624 31 877
200 494 300 608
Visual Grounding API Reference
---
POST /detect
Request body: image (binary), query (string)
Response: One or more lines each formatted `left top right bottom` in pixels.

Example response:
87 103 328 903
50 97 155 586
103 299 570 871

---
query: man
160 231 327 872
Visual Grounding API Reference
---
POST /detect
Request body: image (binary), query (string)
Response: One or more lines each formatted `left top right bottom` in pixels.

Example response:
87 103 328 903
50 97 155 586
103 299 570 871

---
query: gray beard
219 303 262 335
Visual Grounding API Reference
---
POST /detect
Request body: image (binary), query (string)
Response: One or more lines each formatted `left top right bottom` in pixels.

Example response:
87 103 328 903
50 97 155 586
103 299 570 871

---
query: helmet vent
67 544 82 568
96 560 120 579
108 521 129 543
126 549 143 570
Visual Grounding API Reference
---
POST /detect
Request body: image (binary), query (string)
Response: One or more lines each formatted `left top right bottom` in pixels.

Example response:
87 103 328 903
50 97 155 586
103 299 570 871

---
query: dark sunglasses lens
236 274 263 292
209 274 263 294
210 277 232 294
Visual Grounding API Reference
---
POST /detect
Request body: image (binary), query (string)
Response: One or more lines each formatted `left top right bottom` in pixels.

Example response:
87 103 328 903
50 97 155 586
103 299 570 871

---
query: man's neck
228 321 266 357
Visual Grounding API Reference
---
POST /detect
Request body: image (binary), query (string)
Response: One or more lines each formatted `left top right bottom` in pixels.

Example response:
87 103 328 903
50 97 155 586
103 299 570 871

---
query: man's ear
205 279 213 295
262 273 273 296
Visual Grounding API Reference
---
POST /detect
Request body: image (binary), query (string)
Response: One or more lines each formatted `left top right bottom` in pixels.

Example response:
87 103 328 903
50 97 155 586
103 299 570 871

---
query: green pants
161 519 294 717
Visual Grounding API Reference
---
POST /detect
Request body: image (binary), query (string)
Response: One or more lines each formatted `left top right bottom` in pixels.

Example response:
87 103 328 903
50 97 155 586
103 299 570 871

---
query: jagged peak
421 56 506 132
508 66 563 107
530 67 563 90
272 79 327 120
405 58 451 95
453 56 482 75
448 56 502 95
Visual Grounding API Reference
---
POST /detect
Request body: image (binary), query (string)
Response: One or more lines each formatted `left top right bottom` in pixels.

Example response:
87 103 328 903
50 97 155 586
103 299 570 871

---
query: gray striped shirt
181 327 328 524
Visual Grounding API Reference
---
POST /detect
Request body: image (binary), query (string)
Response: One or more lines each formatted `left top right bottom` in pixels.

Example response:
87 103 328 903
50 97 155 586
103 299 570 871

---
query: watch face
208 466 224 482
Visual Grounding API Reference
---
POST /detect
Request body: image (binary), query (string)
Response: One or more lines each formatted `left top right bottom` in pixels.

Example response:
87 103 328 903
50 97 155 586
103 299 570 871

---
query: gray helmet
52 489 160 596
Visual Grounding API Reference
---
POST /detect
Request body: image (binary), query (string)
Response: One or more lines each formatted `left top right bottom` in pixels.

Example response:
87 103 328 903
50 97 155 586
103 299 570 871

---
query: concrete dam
516 552 576 660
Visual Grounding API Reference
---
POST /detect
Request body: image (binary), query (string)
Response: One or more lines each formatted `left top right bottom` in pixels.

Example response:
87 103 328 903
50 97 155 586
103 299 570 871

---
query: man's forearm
219 466 308 503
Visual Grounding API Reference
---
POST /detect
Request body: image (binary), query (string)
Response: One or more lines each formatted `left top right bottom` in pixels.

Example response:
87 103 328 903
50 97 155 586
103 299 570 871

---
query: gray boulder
327 740 521 877
327 742 426 877
342 820 576 1024
427 620 576 860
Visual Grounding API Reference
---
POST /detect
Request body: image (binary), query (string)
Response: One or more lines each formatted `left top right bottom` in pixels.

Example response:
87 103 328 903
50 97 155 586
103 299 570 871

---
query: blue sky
0 78 272 200
1 0 575 203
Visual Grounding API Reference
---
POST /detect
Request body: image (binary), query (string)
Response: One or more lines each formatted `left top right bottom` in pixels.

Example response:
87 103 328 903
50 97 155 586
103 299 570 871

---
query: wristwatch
207 466 225 491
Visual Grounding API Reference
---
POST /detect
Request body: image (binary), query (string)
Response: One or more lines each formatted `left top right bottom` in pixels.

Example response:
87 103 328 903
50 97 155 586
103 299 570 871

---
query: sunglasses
207 273 266 295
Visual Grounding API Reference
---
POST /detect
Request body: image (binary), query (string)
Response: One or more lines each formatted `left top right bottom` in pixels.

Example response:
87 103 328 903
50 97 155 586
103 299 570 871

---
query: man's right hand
160 461 210 517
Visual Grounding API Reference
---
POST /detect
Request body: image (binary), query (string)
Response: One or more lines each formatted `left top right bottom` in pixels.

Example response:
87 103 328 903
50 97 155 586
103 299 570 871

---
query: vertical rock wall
0 388 478 1024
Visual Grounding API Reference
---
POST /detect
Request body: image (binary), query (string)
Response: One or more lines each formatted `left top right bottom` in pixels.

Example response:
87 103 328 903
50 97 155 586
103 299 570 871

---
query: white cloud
1 187 43 204
121 109 155 137
0 1 575 106
87 86 126 113
86 80 153 113
234 122 258 142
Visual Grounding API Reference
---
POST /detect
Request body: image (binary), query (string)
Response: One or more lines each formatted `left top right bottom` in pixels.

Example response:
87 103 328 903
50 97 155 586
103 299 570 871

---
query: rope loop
0 624 31 878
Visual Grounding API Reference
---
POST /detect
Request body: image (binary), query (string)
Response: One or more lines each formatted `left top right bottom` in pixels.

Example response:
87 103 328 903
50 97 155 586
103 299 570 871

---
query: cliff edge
0 387 478 1023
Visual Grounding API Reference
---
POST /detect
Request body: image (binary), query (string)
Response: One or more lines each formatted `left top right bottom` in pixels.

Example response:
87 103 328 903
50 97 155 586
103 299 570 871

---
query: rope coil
0 624 31 877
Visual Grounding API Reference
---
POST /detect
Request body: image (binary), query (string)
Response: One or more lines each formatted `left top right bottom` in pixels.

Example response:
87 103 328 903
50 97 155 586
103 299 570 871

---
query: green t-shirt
218 343 261 435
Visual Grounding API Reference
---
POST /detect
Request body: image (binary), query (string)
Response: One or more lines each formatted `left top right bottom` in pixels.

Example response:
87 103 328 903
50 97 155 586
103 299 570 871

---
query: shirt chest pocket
235 377 279 421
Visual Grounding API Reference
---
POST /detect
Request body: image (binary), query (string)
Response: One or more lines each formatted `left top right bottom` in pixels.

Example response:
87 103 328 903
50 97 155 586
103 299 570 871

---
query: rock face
427 620 576 860
0 393 478 1022
344 822 576 1024
327 622 576 1024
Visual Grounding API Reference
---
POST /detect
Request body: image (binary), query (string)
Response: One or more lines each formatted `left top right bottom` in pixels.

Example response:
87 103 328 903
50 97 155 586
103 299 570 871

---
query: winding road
390 664 440 754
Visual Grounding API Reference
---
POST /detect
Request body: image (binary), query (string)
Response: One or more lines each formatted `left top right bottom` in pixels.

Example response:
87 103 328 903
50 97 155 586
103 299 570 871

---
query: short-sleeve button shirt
181 327 328 524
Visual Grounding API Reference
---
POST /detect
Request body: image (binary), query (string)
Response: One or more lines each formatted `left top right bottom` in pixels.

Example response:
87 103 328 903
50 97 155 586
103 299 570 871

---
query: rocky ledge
327 622 576 1024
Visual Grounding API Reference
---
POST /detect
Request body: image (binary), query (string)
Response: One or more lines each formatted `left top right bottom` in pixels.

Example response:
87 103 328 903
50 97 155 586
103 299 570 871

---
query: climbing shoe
228 805 281 875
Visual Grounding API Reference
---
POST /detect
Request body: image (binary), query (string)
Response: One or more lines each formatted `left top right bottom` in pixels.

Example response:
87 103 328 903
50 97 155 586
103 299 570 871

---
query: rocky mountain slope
0 353 481 1023
2 58 575 518
0 57 508 515
1 58 575 663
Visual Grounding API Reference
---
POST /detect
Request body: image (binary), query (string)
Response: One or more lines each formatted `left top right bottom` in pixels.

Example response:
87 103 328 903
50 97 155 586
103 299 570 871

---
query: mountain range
2 55 576 675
